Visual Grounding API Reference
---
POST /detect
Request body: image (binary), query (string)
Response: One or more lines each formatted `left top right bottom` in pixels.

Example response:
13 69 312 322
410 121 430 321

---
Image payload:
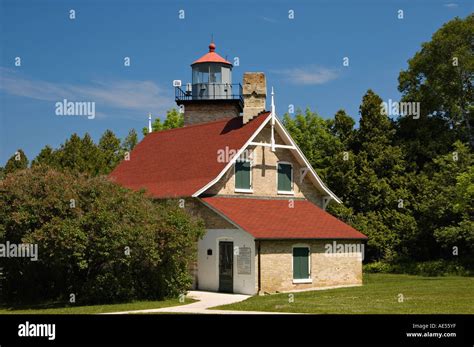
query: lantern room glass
192 63 230 84
192 63 232 100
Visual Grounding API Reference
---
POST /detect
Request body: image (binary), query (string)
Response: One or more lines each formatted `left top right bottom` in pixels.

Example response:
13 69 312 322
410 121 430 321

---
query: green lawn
213 274 474 314
0 297 195 314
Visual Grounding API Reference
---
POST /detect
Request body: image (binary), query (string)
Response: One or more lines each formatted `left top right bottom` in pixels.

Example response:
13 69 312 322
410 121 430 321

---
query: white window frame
276 161 294 195
234 158 253 193
292 244 312 284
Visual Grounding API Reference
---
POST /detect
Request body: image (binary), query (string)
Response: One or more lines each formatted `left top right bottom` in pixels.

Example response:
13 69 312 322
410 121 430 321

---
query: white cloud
444 3 458 8
0 68 173 117
261 16 277 23
272 65 340 85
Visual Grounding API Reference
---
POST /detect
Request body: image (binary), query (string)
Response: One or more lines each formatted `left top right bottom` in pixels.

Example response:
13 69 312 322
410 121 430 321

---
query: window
209 65 221 83
293 247 311 283
235 160 252 192
277 162 293 194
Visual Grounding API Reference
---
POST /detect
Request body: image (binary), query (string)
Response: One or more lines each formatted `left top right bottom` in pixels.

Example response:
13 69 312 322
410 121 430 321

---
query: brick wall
258 240 363 293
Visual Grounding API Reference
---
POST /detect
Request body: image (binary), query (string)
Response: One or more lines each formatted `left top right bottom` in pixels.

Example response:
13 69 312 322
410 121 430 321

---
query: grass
0 297 195 314
212 274 474 314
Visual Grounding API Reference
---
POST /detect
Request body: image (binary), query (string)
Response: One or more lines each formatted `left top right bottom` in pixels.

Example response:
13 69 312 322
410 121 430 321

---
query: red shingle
202 197 367 240
109 113 270 198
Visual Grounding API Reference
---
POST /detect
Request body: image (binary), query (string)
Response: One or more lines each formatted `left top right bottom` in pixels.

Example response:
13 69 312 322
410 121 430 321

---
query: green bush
364 260 473 276
0 166 205 305
363 261 394 274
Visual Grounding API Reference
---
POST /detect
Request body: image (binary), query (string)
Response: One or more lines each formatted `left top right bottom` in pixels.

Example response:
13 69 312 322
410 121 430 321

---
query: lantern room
191 42 233 100
192 43 231 82
175 41 244 126
175 42 242 103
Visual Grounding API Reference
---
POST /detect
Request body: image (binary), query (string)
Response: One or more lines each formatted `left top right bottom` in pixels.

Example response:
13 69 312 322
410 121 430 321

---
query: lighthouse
175 41 267 126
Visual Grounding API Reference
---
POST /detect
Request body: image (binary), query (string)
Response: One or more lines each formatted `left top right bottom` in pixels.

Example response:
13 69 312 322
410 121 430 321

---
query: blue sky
0 0 472 164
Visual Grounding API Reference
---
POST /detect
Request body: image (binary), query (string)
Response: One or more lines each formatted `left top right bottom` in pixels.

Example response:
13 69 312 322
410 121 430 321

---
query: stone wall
184 198 235 229
183 102 241 126
258 240 363 293
243 72 267 124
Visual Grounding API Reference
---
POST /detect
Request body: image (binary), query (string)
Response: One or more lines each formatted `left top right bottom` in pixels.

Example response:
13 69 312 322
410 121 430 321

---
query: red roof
109 113 270 198
202 197 367 240
192 42 232 65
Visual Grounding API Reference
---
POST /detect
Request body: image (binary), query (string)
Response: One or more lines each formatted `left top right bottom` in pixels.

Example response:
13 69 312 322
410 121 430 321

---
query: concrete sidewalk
104 291 295 315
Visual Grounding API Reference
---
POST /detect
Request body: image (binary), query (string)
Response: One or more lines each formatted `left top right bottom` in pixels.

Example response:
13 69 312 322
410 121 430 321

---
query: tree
143 109 184 136
55 133 85 173
414 141 473 261
281 92 416 262
397 14 474 167
355 90 395 153
4 149 28 176
325 110 357 201
31 130 139 176
283 108 342 181
80 133 102 175
0 165 205 304
329 109 355 146
122 129 138 152
32 145 58 168
98 130 121 174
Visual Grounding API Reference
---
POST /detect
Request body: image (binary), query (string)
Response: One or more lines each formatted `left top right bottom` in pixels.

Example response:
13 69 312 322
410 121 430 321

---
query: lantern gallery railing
175 83 243 104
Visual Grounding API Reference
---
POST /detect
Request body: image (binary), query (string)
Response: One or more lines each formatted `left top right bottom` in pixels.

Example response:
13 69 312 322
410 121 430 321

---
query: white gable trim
192 114 273 197
272 116 341 204
192 113 342 204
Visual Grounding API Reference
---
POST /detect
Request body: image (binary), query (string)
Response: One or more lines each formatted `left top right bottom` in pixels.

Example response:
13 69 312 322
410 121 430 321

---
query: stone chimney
243 72 267 123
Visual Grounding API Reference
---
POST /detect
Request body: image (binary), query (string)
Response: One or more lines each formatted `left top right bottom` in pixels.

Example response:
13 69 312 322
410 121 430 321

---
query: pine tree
98 130 121 174
122 129 138 152
4 149 28 176
32 145 58 168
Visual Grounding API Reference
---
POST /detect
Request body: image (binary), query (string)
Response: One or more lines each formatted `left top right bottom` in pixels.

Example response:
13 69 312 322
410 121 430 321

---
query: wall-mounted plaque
237 247 251 275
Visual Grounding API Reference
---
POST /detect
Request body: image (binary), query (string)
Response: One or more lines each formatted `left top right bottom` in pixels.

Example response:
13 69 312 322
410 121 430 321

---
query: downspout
257 240 261 294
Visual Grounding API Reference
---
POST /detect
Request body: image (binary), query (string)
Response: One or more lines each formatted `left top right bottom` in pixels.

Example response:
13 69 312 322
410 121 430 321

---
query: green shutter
278 163 292 192
235 161 251 190
293 247 309 279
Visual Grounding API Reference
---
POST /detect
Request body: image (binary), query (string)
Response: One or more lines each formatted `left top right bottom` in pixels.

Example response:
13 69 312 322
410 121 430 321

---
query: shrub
363 261 393 274
0 166 204 305
364 259 473 276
